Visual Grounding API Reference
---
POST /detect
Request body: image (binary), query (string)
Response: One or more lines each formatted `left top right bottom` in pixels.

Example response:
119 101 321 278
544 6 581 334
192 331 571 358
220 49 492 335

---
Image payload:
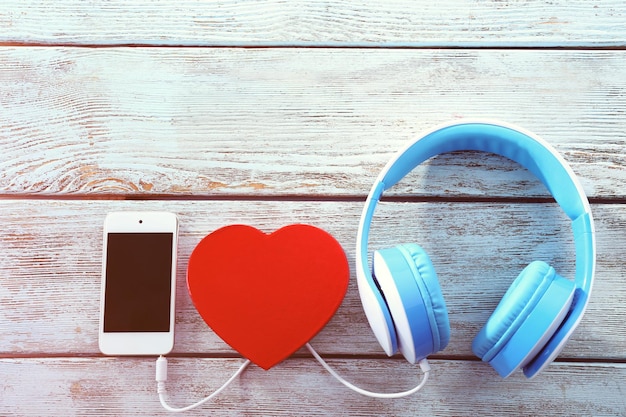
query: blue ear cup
472 261 576 377
373 243 450 363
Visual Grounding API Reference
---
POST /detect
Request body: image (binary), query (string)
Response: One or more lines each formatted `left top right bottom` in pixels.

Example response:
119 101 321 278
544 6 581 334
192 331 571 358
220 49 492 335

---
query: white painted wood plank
1 0 624 46
0 358 624 416
1 48 624 198
0 200 623 359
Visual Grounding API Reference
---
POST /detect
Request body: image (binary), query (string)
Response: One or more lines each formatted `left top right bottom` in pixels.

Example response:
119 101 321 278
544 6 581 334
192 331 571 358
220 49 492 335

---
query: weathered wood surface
1 48 624 198
1 0 625 47
1 0 625 415
1 200 625 359
1 358 625 417
1 200 625 415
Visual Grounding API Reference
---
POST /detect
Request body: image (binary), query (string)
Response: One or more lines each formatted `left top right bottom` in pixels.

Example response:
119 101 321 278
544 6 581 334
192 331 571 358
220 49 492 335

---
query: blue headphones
356 120 595 378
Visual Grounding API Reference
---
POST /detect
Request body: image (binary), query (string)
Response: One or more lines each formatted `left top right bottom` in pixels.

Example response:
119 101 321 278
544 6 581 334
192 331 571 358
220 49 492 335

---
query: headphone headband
356 120 595 378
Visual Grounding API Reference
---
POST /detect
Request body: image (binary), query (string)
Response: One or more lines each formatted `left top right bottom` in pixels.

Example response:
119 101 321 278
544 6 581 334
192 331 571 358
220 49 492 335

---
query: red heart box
187 224 349 370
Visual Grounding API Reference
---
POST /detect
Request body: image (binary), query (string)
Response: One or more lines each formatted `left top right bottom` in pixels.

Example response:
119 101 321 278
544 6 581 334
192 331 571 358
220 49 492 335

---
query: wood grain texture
1 200 623 360
1 48 625 198
1 0 625 414
1 0 625 47
0 358 624 417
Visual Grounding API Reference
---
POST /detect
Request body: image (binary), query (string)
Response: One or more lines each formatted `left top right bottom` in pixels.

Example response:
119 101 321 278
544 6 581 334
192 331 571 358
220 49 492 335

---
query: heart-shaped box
187 224 349 370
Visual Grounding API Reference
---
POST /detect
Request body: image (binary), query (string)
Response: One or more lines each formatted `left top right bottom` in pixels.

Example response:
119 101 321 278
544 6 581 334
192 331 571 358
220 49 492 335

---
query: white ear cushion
373 250 419 363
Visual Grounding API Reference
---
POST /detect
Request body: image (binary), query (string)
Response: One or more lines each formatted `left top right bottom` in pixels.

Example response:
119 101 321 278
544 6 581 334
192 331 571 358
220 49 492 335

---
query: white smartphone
99 211 178 356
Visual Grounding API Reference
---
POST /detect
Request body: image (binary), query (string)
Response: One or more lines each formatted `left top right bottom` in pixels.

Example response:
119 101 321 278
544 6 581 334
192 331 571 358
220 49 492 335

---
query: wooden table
1 1 625 415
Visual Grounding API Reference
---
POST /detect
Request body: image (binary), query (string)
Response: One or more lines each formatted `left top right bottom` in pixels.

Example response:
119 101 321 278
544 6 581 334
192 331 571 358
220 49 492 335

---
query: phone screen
103 232 174 333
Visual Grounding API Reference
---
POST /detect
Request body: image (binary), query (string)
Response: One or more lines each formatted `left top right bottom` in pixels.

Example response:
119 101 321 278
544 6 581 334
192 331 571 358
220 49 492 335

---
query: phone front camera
139 220 143 224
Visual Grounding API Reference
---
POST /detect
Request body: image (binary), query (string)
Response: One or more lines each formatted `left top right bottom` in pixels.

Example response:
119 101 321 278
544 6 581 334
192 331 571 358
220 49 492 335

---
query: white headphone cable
306 343 430 399
155 346 429 412
156 355 251 413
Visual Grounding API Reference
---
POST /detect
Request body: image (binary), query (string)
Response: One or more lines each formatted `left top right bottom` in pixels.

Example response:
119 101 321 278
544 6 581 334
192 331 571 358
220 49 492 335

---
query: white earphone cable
306 343 430 399
156 345 429 412
156 355 251 413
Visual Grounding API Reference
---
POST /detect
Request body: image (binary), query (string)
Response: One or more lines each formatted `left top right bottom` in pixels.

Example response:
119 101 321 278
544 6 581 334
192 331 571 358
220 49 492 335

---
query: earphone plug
156 356 168 395
156 356 168 382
